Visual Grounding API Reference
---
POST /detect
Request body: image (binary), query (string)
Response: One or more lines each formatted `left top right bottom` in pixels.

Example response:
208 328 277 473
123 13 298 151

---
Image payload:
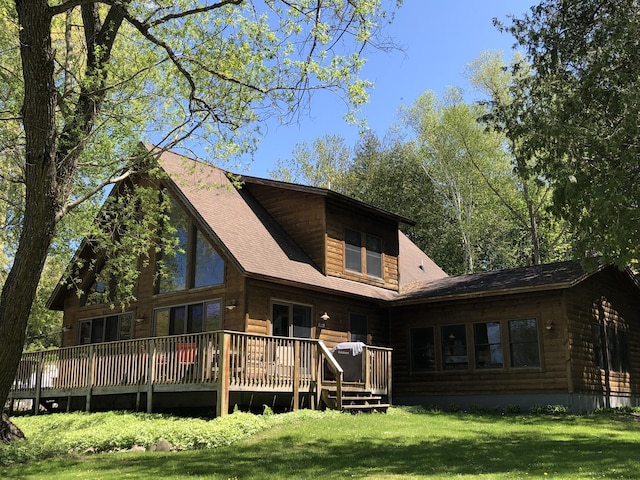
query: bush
530 404 569 415
0 409 307 466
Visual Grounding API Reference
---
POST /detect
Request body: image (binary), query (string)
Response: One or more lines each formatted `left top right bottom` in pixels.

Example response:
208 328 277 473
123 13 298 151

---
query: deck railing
9 331 391 415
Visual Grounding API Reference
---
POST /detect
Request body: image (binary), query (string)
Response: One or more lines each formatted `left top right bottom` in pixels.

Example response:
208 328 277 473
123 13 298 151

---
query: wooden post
85 345 94 412
387 350 392 405
217 332 230 417
292 340 300 411
364 346 371 391
146 338 155 413
34 351 44 415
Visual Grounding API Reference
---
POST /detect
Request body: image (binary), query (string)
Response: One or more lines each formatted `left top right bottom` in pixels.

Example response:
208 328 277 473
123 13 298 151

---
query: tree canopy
498 0 640 267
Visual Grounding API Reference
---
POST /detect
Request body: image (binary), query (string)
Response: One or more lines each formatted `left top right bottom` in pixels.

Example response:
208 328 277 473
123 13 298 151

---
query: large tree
0 0 396 440
499 0 640 267
401 89 518 273
466 51 572 266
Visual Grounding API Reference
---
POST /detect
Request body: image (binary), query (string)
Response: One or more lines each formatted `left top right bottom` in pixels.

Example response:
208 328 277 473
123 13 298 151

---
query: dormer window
345 228 383 279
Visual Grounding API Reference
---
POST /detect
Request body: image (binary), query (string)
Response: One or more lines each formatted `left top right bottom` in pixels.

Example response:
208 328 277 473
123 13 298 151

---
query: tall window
442 324 468 370
154 300 221 336
349 313 368 343
345 228 362 273
344 228 383 279
158 197 225 293
79 313 133 344
272 302 312 338
411 327 435 371
474 322 503 369
159 201 189 293
365 235 382 278
592 323 629 373
508 319 540 368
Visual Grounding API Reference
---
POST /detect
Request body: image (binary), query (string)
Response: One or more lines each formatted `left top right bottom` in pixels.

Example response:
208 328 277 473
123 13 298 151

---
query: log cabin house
8 145 640 415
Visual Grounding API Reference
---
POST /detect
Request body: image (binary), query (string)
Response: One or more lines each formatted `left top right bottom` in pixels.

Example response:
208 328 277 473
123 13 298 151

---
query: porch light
62 325 72 332
225 299 237 311
320 312 330 322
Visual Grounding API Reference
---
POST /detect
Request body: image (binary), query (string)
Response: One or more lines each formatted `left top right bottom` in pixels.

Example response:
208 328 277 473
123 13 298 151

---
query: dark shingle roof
395 260 602 304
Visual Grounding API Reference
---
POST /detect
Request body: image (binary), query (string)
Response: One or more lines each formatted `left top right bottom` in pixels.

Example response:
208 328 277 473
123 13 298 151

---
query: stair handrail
317 341 343 411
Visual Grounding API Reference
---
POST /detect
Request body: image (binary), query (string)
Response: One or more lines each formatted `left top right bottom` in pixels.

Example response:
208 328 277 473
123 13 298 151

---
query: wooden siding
390 291 569 399
243 184 327 272
563 267 640 398
60 242 247 347
246 279 388 348
325 202 399 291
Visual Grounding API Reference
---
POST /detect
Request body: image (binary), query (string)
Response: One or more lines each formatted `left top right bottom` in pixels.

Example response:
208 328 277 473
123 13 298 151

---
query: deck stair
321 384 389 413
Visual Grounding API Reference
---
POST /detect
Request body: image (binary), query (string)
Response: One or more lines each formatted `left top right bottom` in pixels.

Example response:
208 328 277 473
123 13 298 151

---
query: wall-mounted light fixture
225 299 237 311
318 312 330 329
62 325 72 332
545 320 554 330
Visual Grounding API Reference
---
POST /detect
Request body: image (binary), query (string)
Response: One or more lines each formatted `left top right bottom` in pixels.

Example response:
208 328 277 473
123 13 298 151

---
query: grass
2 407 640 479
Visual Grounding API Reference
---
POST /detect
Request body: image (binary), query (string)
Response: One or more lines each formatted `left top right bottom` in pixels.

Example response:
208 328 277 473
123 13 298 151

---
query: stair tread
342 403 390 410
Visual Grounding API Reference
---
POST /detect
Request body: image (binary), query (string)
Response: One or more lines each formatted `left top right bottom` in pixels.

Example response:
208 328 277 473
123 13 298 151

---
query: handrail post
292 340 300 411
146 338 155 413
387 350 393 405
33 351 44 415
217 332 230 417
364 346 371 391
85 345 94 412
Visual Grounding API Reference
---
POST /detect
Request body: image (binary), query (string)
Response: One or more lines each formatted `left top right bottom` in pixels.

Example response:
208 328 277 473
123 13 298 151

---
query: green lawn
2 407 639 479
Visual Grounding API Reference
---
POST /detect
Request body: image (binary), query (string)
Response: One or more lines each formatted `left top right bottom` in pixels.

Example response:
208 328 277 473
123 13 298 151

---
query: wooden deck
8 331 392 416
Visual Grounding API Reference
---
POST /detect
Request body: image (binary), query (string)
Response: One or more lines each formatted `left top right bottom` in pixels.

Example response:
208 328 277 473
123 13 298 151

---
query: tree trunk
0 413 25 443
0 0 60 439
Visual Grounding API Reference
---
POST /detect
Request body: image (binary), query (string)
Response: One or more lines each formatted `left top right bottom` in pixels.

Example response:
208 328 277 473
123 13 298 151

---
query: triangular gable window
158 196 225 293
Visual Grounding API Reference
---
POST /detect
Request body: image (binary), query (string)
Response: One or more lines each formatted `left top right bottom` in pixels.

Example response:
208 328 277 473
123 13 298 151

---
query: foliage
400 88 521 273
498 0 640 267
3 408 640 479
466 50 573 266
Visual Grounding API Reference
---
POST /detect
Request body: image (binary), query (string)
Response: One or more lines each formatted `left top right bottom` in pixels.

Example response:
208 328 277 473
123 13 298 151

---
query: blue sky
240 1 536 178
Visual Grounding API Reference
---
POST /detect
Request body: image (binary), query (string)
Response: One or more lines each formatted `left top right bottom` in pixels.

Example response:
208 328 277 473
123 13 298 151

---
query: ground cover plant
2 406 640 479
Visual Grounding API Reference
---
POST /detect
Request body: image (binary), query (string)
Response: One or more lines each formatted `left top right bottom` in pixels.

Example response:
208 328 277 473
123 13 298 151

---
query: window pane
91 317 105 343
474 322 503 368
170 306 186 335
350 313 368 343
159 201 189 293
509 319 540 368
194 230 225 288
272 303 289 337
592 324 605 369
188 303 204 333
345 228 362 272
119 314 133 341
442 325 468 370
411 327 435 371
205 301 221 331
292 305 312 338
79 321 92 345
606 325 620 372
366 235 382 278
154 309 170 336
105 316 119 342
